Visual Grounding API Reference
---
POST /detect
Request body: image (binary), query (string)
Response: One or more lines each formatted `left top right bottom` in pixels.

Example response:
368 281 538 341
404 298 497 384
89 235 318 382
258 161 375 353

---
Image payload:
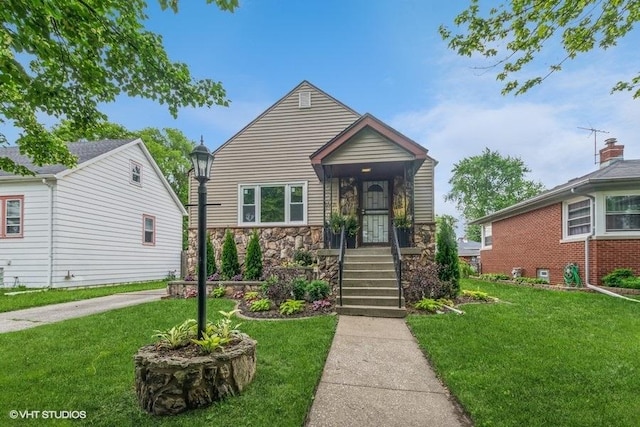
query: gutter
42 178 54 288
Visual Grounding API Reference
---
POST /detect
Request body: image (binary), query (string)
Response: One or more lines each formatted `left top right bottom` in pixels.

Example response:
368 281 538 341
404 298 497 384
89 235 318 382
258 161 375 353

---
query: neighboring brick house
457 237 480 271
186 81 437 275
471 138 640 285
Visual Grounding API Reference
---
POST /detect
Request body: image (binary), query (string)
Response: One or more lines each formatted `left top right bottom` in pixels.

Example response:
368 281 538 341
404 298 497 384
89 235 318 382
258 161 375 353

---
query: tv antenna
578 126 609 164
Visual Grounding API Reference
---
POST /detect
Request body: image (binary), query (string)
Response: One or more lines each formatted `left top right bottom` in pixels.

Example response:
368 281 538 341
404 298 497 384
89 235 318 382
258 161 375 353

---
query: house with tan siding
0 139 186 287
187 81 437 278
471 138 640 285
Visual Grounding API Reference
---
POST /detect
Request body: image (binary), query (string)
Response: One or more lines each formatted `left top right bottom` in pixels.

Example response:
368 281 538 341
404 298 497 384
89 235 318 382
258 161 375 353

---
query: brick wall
479 203 640 284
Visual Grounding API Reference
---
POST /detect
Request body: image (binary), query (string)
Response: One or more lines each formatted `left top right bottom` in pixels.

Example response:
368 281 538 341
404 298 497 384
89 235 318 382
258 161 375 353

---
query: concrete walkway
0 289 166 333
306 316 472 427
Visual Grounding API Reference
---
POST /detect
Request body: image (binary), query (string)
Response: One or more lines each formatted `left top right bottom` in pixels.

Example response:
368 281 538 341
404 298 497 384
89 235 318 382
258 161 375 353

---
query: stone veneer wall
403 222 437 271
186 226 327 276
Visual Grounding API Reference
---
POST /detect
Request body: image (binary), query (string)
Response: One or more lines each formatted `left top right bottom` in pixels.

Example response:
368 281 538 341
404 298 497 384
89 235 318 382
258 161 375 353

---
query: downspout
572 189 639 303
42 178 54 288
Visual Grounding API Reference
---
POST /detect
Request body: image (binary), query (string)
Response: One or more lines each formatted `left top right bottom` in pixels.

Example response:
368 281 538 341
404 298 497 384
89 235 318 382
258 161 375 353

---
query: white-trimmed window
130 160 142 186
481 224 492 248
606 195 640 232
143 214 156 245
1 196 24 238
239 183 307 225
566 199 591 236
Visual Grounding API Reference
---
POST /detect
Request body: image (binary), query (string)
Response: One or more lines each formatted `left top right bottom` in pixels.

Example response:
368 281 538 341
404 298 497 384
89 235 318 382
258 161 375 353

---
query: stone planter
134 336 257 416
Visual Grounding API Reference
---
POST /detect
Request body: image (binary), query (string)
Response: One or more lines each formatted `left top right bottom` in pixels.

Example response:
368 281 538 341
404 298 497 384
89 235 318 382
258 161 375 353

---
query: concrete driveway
0 289 166 333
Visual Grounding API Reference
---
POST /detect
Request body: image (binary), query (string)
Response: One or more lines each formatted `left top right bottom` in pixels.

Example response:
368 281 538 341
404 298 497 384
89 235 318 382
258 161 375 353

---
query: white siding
192 82 360 228
414 159 435 222
324 128 414 165
0 181 50 287
52 143 184 287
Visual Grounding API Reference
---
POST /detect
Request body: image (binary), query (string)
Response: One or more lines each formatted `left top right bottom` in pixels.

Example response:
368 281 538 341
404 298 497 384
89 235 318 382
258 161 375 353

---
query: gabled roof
212 80 360 156
470 159 640 225
0 139 135 177
309 113 429 164
0 139 187 215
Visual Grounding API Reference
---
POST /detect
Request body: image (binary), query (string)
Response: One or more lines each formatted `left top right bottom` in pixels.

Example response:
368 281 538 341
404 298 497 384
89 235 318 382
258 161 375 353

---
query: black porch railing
337 225 346 307
391 226 403 308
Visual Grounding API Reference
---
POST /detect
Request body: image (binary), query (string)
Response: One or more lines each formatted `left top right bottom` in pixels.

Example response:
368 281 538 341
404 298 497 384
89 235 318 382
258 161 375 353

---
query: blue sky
11 1 640 228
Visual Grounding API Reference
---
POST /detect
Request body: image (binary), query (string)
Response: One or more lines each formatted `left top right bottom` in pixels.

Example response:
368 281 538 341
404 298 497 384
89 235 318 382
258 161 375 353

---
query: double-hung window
1 196 24 238
143 214 156 245
606 195 640 232
566 199 591 236
239 183 306 225
482 224 492 247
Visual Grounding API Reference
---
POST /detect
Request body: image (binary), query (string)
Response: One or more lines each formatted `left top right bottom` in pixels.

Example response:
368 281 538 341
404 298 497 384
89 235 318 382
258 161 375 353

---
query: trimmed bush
293 249 313 266
306 280 330 302
291 277 308 300
221 230 240 280
435 220 460 297
602 268 635 286
244 230 263 280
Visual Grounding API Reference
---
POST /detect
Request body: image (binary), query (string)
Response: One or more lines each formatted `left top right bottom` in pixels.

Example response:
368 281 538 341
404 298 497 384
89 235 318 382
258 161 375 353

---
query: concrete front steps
336 247 406 318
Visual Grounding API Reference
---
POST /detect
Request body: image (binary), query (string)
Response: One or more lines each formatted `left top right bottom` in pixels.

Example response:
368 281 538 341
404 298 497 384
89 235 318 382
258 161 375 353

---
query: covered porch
309 114 428 249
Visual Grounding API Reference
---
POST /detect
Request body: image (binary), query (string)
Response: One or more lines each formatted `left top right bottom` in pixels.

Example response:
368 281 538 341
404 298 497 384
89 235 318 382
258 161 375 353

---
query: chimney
599 138 624 168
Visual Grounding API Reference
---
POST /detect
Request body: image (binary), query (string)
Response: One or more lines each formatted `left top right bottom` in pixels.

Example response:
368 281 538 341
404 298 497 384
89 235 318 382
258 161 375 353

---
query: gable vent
299 91 311 109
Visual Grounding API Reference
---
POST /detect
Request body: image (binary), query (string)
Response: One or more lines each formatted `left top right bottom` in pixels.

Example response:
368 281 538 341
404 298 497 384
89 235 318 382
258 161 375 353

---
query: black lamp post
190 137 214 339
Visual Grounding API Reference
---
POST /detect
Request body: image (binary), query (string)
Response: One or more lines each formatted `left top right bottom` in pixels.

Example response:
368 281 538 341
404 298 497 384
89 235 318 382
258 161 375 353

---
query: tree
445 148 545 241
244 230 263 280
1 0 237 175
435 219 460 298
440 1 640 97
221 230 240 280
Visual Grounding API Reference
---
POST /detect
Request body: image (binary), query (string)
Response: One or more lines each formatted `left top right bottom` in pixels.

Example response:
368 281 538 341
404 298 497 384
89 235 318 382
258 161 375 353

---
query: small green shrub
514 277 549 285
244 291 260 302
306 280 330 302
461 289 490 301
279 299 305 315
244 230 263 280
192 332 230 354
221 230 240 280
293 249 314 266
211 285 226 298
620 277 640 289
249 298 271 312
291 277 308 300
602 268 635 286
414 298 449 312
459 260 475 278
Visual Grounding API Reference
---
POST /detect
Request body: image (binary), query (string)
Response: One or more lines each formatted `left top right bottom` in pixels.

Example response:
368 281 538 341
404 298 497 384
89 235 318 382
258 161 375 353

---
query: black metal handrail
337 224 346 306
391 226 403 308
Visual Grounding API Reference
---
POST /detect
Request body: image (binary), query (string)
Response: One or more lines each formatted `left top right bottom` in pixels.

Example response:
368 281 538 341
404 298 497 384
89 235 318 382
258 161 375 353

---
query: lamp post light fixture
190 137 214 339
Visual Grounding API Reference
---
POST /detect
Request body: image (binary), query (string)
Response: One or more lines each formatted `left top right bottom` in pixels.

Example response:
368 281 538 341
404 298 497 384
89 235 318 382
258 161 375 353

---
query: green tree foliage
445 148 545 241
206 232 216 276
435 219 460 297
221 230 240 279
0 0 237 175
440 0 640 97
244 230 263 280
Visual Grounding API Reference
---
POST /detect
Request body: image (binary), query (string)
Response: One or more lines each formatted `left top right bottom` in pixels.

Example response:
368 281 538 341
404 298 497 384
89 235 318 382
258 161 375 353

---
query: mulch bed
234 298 335 319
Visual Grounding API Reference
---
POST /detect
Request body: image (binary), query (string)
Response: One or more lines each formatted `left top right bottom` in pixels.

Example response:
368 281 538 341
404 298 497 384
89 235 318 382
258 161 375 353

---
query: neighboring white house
0 139 186 288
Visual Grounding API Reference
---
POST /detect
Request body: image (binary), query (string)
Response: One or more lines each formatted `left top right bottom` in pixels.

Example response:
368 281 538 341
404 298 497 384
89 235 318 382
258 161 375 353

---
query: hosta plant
210 310 242 341
461 289 491 301
152 319 196 349
211 285 226 298
192 332 231 354
414 298 454 313
244 291 260 302
279 299 305 315
249 298 271 312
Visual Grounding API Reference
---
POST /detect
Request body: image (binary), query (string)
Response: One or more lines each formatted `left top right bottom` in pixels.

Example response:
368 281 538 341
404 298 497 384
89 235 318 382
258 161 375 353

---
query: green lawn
0 298 337 426
0 280 167 313
407 279 640 427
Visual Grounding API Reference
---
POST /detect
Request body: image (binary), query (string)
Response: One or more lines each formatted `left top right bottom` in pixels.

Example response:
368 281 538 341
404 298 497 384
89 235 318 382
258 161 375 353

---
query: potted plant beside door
344 214 359 248
327 212 344 249
393 207 412 247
